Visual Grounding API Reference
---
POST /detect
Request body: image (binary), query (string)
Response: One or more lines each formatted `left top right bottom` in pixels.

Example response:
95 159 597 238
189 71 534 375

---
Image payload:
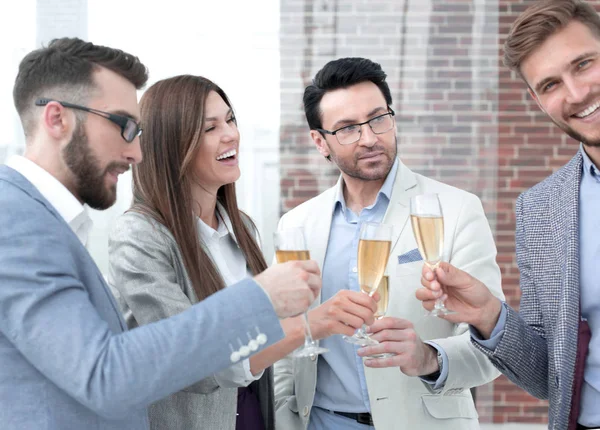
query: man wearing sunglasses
0 38 321 429
273 57 504 430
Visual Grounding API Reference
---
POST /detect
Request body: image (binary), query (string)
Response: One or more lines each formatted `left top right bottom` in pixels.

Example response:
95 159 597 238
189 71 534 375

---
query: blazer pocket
285 395 299 413
421 394 478 419
395 260 424 276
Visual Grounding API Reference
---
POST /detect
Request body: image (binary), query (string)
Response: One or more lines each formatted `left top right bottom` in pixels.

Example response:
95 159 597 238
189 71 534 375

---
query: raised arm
0 201 285 419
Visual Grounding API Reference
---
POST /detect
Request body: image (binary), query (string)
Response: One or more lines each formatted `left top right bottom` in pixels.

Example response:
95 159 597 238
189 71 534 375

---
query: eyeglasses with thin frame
35 98 142 143
316 108 395 146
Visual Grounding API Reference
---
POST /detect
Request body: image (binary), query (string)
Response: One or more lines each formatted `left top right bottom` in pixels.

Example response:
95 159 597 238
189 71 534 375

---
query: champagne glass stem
355 288 376 338
427 262 453 315
301 311 316 347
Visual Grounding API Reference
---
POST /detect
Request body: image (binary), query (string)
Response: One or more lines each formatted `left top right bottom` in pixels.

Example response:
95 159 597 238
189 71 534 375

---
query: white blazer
273 159 504 430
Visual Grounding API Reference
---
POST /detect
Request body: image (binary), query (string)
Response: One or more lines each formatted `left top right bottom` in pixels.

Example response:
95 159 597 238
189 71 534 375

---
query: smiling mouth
216 149 237 161
573 101 600 119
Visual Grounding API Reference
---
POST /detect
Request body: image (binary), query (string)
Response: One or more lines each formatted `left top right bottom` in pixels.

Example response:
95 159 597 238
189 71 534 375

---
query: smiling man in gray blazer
417 1 600 429
0 38 320 430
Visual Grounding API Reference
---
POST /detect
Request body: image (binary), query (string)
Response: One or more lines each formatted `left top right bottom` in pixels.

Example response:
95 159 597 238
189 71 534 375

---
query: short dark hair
504 0 600 77
303 57 393 131
13 37 148 136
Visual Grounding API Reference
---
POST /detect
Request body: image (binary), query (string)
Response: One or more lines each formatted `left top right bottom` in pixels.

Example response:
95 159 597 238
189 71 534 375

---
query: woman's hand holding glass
274 227 328 358
307 290 378 340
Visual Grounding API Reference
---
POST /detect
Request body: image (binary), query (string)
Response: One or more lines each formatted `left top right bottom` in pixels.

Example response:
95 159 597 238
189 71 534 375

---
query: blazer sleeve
108 212 257 392
0 197 284 420
471 194 549 399
108 213 196 323
428 192 504 394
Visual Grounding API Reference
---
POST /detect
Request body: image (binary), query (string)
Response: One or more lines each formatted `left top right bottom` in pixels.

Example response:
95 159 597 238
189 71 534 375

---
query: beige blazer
273 159 504 430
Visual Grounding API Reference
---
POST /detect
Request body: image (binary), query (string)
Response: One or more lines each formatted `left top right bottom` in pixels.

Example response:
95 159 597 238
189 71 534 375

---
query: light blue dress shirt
471 145 600 426
309 159 448 429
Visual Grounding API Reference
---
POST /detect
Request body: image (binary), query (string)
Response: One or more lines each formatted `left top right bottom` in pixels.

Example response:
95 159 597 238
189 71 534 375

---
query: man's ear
310 130 331 158
41 101 73 140
528 87 546 114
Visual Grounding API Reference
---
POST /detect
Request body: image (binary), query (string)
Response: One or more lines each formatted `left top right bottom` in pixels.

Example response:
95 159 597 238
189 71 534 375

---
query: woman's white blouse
197 205 264 387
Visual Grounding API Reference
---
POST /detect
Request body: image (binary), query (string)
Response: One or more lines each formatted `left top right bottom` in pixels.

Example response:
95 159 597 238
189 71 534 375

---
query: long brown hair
133 75 267 302
504 0 600 76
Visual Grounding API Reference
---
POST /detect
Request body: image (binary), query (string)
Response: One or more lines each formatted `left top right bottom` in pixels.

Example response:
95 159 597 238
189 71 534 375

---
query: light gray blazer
108 210 274 430
473 153 583 429
0 166 283 430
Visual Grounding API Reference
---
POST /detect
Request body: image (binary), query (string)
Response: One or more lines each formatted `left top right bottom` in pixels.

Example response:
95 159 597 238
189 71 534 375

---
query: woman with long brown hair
107 74 377 430
107 75 286 430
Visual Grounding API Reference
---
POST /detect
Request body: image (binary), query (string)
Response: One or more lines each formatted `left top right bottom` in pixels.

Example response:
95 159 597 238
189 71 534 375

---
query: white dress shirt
5 155 93 246
199 204 264 387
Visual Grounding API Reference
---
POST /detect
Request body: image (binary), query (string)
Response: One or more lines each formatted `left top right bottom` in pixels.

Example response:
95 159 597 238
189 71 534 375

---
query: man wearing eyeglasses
273 57 504 430
0 38 322 429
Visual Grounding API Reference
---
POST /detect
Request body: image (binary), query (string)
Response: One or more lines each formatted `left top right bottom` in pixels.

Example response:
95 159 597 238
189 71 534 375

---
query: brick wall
280 0 600 424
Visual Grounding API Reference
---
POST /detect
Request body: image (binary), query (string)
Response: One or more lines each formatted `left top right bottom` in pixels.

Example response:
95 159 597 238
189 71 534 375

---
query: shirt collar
5 155 90 230
580 144 600 181
197 202 239 245
334 157 399 212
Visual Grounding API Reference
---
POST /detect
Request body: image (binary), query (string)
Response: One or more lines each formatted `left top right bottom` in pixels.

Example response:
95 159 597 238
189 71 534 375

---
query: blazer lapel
304 183 339 306
548 154 582 406
383 159 419 256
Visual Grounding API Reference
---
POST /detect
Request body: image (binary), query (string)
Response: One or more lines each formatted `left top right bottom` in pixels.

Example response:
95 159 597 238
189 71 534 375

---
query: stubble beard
328 139 397 181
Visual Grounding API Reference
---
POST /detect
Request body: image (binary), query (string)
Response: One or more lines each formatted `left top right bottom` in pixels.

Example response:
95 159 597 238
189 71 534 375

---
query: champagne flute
374 275 390 320
409 193 455 317
344 222 392 346
367 275 394 358
274 227 328 358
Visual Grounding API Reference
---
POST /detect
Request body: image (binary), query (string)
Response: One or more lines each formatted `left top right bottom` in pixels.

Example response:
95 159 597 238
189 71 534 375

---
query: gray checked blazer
473 152 584 429
108 210 274 430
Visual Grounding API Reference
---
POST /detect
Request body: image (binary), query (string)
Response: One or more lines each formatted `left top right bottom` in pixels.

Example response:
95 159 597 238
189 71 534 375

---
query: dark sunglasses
35 98 142 143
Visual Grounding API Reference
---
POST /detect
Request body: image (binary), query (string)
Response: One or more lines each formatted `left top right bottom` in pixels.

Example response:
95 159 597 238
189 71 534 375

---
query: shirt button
302 406 309 417
310 354 317 361
352 267 357 273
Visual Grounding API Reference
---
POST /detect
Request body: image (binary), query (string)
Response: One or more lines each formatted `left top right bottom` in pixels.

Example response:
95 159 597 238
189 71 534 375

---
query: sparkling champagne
275 250 311 263
358 239 391 295
374 275 389 318
410 215 444 266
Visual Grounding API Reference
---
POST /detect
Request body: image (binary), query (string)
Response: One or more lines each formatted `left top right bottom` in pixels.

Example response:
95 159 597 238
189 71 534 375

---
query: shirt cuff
242 358 264 382
420 341 449 390
470 301 508 350
213 359 264 388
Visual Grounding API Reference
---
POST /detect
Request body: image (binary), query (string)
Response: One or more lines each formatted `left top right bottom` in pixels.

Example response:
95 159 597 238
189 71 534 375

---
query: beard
550 104 600 147
556 122 600 148
328 137 397 181
63 122 129 210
